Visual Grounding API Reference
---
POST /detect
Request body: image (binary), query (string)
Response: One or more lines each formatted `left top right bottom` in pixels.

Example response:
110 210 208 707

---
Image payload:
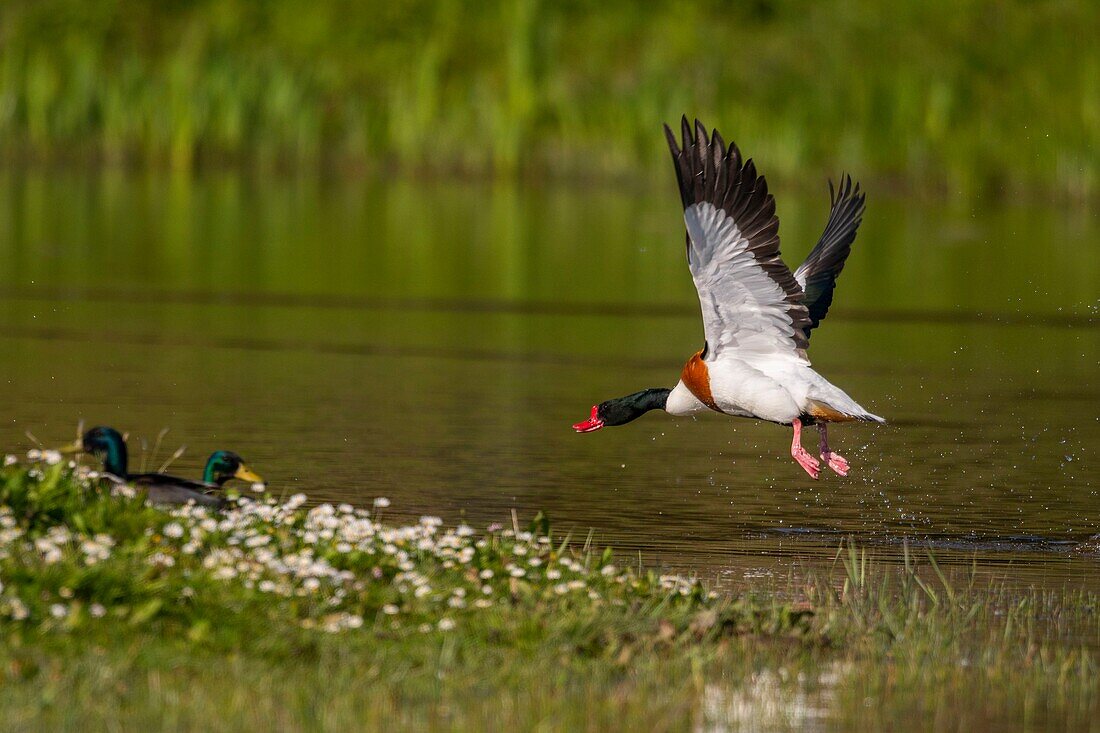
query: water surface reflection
1 171 1097 589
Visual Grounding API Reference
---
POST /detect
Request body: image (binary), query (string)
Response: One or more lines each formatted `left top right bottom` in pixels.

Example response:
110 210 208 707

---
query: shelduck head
572 388 671 433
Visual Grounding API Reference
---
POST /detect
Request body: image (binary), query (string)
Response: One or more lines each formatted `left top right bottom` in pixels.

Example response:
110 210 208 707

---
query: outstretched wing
794 175 866 341
664 117 811 361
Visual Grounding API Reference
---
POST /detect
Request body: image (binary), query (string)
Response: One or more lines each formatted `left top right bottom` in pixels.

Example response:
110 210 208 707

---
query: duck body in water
66 427 263 507
574 118 884 479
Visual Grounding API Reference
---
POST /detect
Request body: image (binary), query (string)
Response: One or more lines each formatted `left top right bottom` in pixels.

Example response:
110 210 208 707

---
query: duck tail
806 399 886 425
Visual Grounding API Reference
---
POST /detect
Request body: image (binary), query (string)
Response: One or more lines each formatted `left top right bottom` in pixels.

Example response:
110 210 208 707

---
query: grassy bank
0 460 1097 730
0 1 1097 198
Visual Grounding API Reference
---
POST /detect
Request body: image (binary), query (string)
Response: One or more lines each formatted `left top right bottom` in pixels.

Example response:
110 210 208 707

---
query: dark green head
79 426 129 477
573 388 671 432
203 450 264 487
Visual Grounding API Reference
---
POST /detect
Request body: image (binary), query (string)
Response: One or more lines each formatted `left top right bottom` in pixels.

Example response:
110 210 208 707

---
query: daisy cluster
0 458 711 636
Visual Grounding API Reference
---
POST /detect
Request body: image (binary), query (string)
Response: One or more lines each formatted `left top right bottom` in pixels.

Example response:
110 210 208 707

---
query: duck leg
817 424 850 476
790 418 820 479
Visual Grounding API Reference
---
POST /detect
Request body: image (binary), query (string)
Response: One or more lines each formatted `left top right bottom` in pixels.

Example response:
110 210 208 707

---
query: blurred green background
1 0 1097 198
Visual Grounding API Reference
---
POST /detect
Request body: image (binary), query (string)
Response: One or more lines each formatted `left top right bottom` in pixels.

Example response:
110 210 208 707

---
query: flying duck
573 118 884 478
63 427 263 506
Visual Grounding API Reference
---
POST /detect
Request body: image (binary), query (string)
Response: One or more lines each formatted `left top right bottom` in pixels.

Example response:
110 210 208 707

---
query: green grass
0 0 1097 199
0 461 1097 731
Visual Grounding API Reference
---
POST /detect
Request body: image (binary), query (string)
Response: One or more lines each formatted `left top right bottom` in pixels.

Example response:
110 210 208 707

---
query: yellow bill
234 464 264 484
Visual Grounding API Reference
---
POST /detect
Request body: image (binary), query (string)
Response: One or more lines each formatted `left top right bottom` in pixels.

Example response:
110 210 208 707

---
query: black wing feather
794 175 866 341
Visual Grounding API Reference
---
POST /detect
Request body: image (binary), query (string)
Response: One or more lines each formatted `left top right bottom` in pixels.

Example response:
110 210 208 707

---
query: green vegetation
0 0 1097 198
0 461 1096 730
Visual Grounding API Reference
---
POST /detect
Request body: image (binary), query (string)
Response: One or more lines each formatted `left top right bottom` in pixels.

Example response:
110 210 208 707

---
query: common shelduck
573 118 884 479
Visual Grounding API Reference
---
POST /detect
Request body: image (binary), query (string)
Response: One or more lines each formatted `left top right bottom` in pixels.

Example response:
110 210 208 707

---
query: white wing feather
685 202 806 361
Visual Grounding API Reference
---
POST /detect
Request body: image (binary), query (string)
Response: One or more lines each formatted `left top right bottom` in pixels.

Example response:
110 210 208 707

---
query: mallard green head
204 450 264 487
72 426 129 477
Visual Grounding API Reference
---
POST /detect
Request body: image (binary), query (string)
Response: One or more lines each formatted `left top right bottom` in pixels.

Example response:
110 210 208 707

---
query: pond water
1 170 1097 590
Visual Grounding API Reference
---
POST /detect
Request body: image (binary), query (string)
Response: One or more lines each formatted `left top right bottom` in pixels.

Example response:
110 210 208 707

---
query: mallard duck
573 118 884 479
62 427 260 507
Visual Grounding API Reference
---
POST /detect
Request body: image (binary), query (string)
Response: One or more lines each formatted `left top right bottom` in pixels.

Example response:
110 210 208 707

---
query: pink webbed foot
792 446 821 479
820 450 849 477
817 424 849 476
790 418 820 479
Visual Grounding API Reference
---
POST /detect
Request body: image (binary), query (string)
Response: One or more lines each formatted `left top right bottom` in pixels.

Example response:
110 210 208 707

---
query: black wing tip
663 114 756 209
665 115 726 157
797 172 869 344
828 173 866 209
663 123 680 157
